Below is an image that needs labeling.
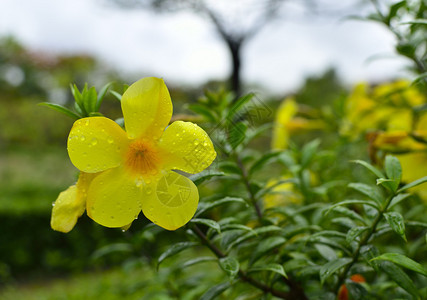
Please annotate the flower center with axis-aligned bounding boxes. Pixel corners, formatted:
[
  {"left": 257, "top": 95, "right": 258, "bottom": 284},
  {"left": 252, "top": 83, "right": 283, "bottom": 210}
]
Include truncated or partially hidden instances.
[{"left": 125, "top": 140, "right": 159, "bottom": 176}]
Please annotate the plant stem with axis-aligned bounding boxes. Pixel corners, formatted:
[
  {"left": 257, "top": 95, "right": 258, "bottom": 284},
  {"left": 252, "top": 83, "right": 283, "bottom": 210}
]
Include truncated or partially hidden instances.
[
  {"left": 334, "top": 195, "right": 394, "bottom": 293},
  {"left": 191, "top": 225, "right": 307, "bottom": 300},
  {"left": 235, "top": 155, "right": 263, "bottom": 222}
]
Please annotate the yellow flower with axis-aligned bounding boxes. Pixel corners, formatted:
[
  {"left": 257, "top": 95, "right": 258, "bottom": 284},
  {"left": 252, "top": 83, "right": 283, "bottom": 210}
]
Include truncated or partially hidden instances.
[
  {"left": 372, "top": 131, "right": 425, "bottom": 152},
  {"left": 396, "top": 151, "right": 427, "bottom": 202},
  {"left": 271, "top": 98, "right": 298, "bottom": 150},
  {"left": 67, "top": 77, "right": 216, "bottom": 230},
  {"left": 51, "top": 172, "right": 97, "bottom": 233},
  {"left": 373, "top": 80, "right": 425, "bottom": 107},
  {"left": 271, "top": 98, "right": 324, "bottom": 150},
  {"left": 341, "top": 81, "right": 426, "bottom": 137}
]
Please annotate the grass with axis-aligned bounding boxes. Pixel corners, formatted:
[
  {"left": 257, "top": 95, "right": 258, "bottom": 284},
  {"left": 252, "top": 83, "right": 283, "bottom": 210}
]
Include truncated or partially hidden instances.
[{"left": 0, "top": 266, "right": 173, "bottom": 300}]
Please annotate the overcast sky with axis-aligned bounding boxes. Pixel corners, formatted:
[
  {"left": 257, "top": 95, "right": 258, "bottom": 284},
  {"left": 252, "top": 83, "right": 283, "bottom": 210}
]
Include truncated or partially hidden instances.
[{"left": 0, "top": 0, "right": 411, "bottom": 94}]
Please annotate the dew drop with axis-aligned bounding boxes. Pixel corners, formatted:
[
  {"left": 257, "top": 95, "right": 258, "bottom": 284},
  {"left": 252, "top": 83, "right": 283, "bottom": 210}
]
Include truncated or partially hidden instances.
[
  {"left": 91, "top": 138, "right": 98, "bottom": 146},
  {"left": 107, "top": 137, "right": 114, "bottom": 144},
  {"left": 52, "top": 203, "right": 55, "bottom": 207},
  {"left": 80, "top": 136, "right": 86, "bottom": 142},
  {"left": 85, "top": 120, "right": 90, "bottom": 126}
]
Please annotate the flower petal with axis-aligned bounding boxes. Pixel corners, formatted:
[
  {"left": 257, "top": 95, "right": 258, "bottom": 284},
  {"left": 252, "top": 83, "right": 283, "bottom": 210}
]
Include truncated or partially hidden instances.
[
  {"left": 121, "top": 77, "right": 172, "bottom": 140},
  {"left": 68, "top": 117, "right": 129, "bottom": 173},
  {"left": 158, "top": 121, "right": 216, "bottom": 174},
  {"left": 51, "top": 185, "right": 84, "bottom": 233},
  {"left": 51, "top": 172, "right": 98, "bottom": 233},
  {"left": 141, "top": 171, "right": 199, "bottom": 230},
  {"left": 86, "top": 167, "right": 142, "bottom": 228}
]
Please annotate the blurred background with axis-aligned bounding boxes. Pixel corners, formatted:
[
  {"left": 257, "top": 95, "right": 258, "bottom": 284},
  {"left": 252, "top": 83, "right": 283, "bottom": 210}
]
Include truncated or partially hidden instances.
[{"left": 0, "top": 0, "right": 417, "bottom": 299}]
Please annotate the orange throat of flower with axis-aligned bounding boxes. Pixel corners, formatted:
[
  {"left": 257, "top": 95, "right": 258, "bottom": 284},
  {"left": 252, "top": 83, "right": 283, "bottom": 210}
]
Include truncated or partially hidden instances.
[{"left": 125, "top": 140, "right": 160, "bottom": 176}]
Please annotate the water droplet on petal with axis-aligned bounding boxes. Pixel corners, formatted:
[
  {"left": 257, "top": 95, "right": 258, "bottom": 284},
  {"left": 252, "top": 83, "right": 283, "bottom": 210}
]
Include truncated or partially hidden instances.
[
  {"left": 80, "top": 136, "right": 86, "bottom": 142},
  {"left": 91, "top": 138, "right": 98, "bottom": 146},
  {"left": 85, "top": 120, "right": 90, "bottom": 126},
  {"left": 107, "top": 137, "right": 114, "bottom": 144}
]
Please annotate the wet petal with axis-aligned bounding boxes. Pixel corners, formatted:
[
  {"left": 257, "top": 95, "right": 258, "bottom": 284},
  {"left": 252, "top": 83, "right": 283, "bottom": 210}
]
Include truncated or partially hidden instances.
[
  {"left": 68, "top": 117, "right": 129, "bottom": 173},
  {"left": 86, "top": 167, "right": 142, "bottom": 228},
  {"left": 141, "top": 171, "right": 199, "bottom": 230},
  {"left": 51, "top": 185, "right": 84, "bottom": 233},
  {"left": 121, "top": 77, "right": 172, "bottom": 140},
  {"left": 157, "top": 121, "right": 216, "bottom": 174}
]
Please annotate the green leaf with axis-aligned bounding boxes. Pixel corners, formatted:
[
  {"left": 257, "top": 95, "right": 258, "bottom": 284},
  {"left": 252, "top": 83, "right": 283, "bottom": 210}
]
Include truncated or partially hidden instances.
[
  {"left": 372, "top": 253, "right": 427, "bottom": 277},
  {"left": 200, "top": 281, "right": 232, "bottom": 300},
  {"left": 376, "top": 178, "right": 398, "bottom": 192},
  {"left": 360, "top": 245, "right": 381, "bottom": 272},
  {"left": 383, "top": 212, "right": 407, "bottom": 242},
  {"left": 384, "top": 155, "right": 402, "bottom": 190},
  {"left": 324, "top": 200, "right": 379, "bottom": 216},
  {"left": 227, "top": 93, "right": 254, "bottom": 120},
  {"left": 250, "top": 236, "right": 286, "bottom": 265},
  {"left": 70, "top": 84, "right": 85, "bottom": 113},
  {"left": 228, "top": 122, "right": 247, "bottom": 149},
  {"left": 386, "top": 0, "right": 406, "bottom": 23},
  {"left": 195, "top": 197, "right": 247, "bottom": 217},
  {"left": 110, "top": 90, "right": 122, "bottom": 101},
  {"left": 248, "top": 263, "right": 287, "bottom": 278},
  {"left": 301, "top": 139, "right": 320, "bottom": 168},
  {"left": 401, "top": 19, "right": 427, "bottom": 25},
  {"left": 351, "top": 160, "right": 385, "bottom": 178},
  {"left": 157, "top": 241, "right": 198, "bottom": 268},
  {"left": 411, "top": 72, "right": 427, "bottom": 86},
  {"left": 388, "top": 193, "right": 412, "bottom": 209},
  {"left": 346, "top": 226, "right": 369, "bottom": 244},
  {"left": 226, "top": 225, "right": 282, "bottom": 251},
  {"left": 379, "top": 261, "right": 419, "bottom": 298},
  {"left": 221, "top": 224, "right": 254, "bottom": 233},
  {"left": 188, "top": 103, "right": 217, "bottom": 122},
  {"left": 348, "top": 183, "right": 383, "bottom": 204},
  {"left": 190, "top": 171, "right": 225, "bottom": 186},
  {"left": 96, "top": 82, "right": 114, "bottom": 111},
  {"left": 74, "top": 101, "right": 83, "bottom": 115},
  {"left": 38, "top": 103, "right": 81, "bottom": 120},
  {"left": 319, "top": 257, "right": 352, "bottom": 284},
  {"left": 249, "top": 150, "right": 282, "bottom": 176},
  {"left": 218, "top": 257, "right": 239, "bottom": 279},
  {"left": 329, "top": 206, "right": 367, "bottom": 225},
  {"left": 190, "top": 218, "right": 221, "bottom": 234},
  {"left": 181, "top": 256, "right": 217, "bottom": 269},
  {"left": 85, "top": 86, "right": 97, "bottom": 113},
  {"left": 397, "top": 176, "right": 427, "bottom": 193},
  {"left": 314, "top": 244, "right": 337, "bottom": 261}
]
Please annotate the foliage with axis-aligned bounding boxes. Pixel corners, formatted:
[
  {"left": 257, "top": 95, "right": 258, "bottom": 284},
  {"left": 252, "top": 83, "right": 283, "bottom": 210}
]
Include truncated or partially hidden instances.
[{"left": 3, "top": 1, "right": 426, "bottom": 299}]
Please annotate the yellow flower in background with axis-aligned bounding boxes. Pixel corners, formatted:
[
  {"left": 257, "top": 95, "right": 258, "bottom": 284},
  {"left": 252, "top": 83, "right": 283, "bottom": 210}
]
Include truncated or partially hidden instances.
[
  {"left": 51, "top": 172, "right": 97, "bottom": 233},
  {"left": 372, "top": 131, "right": 425, "bottom": 152},
  {"left": 271, "top": 98, "right": 324, "bottom": 150},
  {"left": 396, "top": 151, "right": 427, "bottom": 202},
  {"left": 341, "top": 80, "right": 426, "bottom": 137},
  {"left": 271, "top": 98, "right": 298, "bottom": 150},
  {"left": 373, "top": 80, "right": 425, "bottom": 107},
  {"left": 67, "top": 77, "right": 216, "bottom": 230}
]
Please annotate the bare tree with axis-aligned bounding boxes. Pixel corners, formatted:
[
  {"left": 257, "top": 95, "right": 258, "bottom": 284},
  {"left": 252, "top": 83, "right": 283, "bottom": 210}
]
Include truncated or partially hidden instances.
[{"left": 111, "top": 0, "right": 286, "bottom": 96}]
